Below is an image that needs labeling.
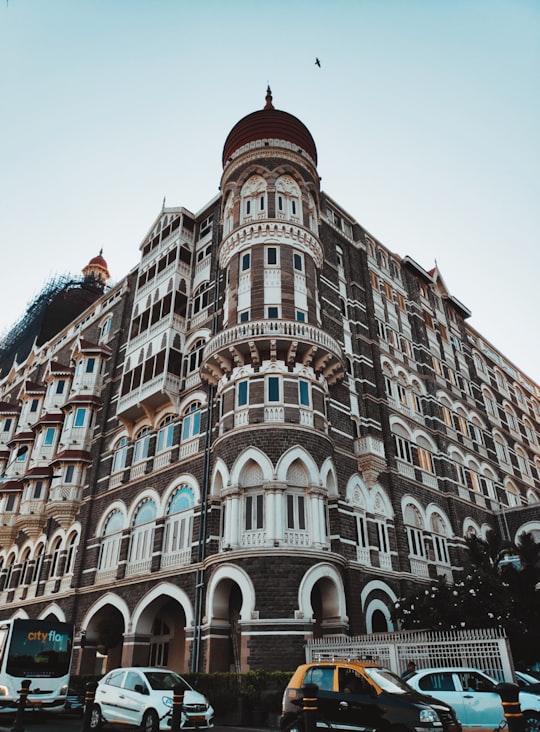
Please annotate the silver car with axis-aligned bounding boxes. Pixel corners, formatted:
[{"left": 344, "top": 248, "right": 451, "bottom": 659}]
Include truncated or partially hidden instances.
[
  {"left": 90, "top": 667, "right": 214, "bottom": 732},
  {"left": 406, "top": 667, "right": 540, "bottom": 732}
]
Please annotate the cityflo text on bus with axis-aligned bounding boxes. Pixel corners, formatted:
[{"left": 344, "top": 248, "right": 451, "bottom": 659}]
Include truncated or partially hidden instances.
[{"left": 27, "top": 630, "right": 66, "bottom": 643}]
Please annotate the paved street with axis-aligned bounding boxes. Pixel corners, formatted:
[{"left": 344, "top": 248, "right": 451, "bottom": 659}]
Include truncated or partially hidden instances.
[{"left": 0, "top": 713, "right": 277, "bottom": 732}]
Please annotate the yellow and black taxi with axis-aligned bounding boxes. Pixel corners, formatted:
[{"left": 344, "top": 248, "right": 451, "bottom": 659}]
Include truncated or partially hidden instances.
[{"left": 280, "top": 660, "right": 462, "bottom": 732}]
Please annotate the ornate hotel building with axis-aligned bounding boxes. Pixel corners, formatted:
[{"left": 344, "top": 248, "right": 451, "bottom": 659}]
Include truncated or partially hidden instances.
[{"left": 0, "top": 89, "right": 539, "bottom": 673}]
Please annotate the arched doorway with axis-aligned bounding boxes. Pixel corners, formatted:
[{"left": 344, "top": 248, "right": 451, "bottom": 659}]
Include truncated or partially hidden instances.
[
  {"left": 133, "top": 598, "right": 188, "bottom": 671},
  {"left": 298, "top": 564, "right": 348, "bottom": 638},
  {"left": 208, "top": 577, "right": 243, "bottom": 672},
  {"left": 80, "top": 603, "right": 126, "bottom": 675},
  {"left": 206, "top": 565, "right": 256, "bottom": 672}
]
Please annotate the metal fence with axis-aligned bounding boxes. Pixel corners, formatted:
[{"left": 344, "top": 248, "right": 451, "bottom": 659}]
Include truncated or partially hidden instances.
[{"left": 306, "top": 628, "right": 514, "bottom": 682}]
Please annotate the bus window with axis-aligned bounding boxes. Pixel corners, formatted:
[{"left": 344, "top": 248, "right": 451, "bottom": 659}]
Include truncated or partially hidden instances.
[{"left": 5, "top": 619, "right": 72, "bottom": 679}]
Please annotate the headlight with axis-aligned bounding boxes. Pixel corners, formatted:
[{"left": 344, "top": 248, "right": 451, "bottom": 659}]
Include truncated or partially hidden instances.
[
  {"left": 162, "top": 696, "right": 173, "bottom": 707},
  {"left": 419, "top": 708, "right": 440, "bottom": 724},
  {"left": 0, "top": 687, "right": 7, "bottom": 698},
  {"left": 60, "top": 685, "right": 68, "bottom": 695}
]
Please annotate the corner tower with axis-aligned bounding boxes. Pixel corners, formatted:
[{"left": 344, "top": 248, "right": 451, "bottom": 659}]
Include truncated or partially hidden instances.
[
  {"left": 202, "top": 88, "right": 344, "bottom": 410},
  {"left": 200, "top": 90, "right": 348, "bottom": 669}
]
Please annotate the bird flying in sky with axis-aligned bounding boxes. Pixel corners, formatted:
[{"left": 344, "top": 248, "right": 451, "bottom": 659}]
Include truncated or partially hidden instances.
[{"left": 315, "top": 58, "right": 321, "bottom": 67}]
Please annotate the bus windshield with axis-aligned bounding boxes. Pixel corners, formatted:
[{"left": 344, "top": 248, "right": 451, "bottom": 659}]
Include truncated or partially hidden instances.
[{"left": 5, "top": 619, "right": 73, "bottom": 678}]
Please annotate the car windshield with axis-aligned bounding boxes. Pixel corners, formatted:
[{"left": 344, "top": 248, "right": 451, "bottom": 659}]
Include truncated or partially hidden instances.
[
  {"left": 363, "top": 667, "right": 413, "bottom": 695},
  {"left": 142, "top": 671, "right": 191, "bottom": 691}
]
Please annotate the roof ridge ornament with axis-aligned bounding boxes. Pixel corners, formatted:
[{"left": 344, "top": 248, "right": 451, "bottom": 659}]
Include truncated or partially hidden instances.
[{"left": 264, "top": 85, "right": 274, "bottom": 110}]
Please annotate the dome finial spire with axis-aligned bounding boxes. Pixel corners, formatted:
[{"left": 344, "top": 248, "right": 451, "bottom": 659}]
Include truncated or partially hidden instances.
[{"left": 264, "top": 85, "right": 274, "bottom": 110}]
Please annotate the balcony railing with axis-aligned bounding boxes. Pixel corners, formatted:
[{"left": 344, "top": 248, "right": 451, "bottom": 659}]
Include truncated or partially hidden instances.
[{"left": 202, "top": 319, "right": 344, "bottom": 385}]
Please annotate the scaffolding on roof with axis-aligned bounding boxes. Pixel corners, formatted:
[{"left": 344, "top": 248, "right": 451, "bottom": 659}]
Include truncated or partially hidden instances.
[{"left": 0, "top": 271, "right": 108, "bottom": 376}]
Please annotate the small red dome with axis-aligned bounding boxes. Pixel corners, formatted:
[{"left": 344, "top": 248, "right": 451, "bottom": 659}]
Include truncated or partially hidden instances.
[
  {"left": 222, "top": 88, "right": 317, "bottom": 167},
  {"left": 82, "top": 250, "right": 110, "bottom": 282},
  {"left": 88, "top": 253, "right": 108, "bottom": 269}
]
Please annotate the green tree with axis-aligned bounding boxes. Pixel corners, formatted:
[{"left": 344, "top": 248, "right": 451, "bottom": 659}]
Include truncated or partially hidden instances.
[{"left": 392, "top": 530, "right": 540, "bottom": 666}]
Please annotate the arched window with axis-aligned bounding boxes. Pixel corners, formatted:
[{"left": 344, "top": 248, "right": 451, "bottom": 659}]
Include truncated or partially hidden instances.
[
  {"left": 162, "top": 486, "right": 194, "bottom": 566},
  {"left": 482, "top": 388, "right": 499, "bottom": 420},
  {"left": 32, "top": 544, "right": 45, "bottom": 584},
  {"left": 516, "top": 446, "right": 531, "bottom": 479},
  {"left": 65, "top": 532, "right": 78, "bottom": 575},
  {"left": 4, "top": 554, "right": 16, "bottom": 590},
  {"left": 127, "top": 500, "right": 157, "bottom": 573},
  {"left": 223, "top": 192, "right": 235, "bottom": 235},
  {"left": 494, "top": 433, "right": 511, "bottom": 466},
  {"left": 430, "top": 513, "right": 450, "bottom": 565},
  {"left": 133, "top": 427, "right": 151, "bottom": 463},
  {"left": 241, "top": 175, "right": 267, "bottom": 222},
  {"left": 100, "top": 317, "right": 112, "bottom": 342},
  {"left": 524, "top": 418, "right": 538, "bottom": 446},
  {"left": 112, "top": 437, "right": 129, "bottom": 473},
  {"left": 504, "top": 404, "right": 520, "bottom": 434},
  {"left": 275, "top": 175, "right": 301, "bottom": 222},
  {"left": 19, "top": 548, "right": 31, "bottom": 587},
  {"left": 49, "top": 537, "right": 63, "bottom": 579},
  {"left": 393, "top": 425, "right": 413, "bottom": 466},
  {"left": 182, "top": 402, "right": 201, "bottom": 442},
  {"left": 157, "top": 415, "right": 175, "bottom": 453},
  {"left": 191, "top": 283, "right": 210, "bottom": 316},
  {"left": 404, "top": 505, "right": 427, "bottom": 560},
  {"left": 187, "top": 339, "right": 205, "bottom": 374},
  {"left": 98, "top": 510, "right": 124, "bottom": 573},
  {"left": 505, "top": 482, "right": 521, "bottom": 507}
]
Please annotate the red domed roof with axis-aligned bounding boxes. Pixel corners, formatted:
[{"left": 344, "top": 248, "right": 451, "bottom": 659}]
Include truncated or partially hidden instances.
[
  {"left": 82, "top": 250, "right": 110, "bottom": 282},
  {"left": 89, "top": 254, "right": 108, "bottom": 268},
  {"left": 222, "top": 88, "right": 317, "bottom": 167}
]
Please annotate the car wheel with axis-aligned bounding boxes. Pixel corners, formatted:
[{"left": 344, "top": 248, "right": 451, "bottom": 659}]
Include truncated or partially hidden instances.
[
  {"left": 142, "top": 709, "right": 159, "bottom": 732},
  {"left": 280, "top": 712, "right": 304, "bottom": 732},
  {"left": 524, "top": 710, "right": 540, "bottom": 732},
  {"left": 89, "top": 703, "right": 103, "bottom": 731}
]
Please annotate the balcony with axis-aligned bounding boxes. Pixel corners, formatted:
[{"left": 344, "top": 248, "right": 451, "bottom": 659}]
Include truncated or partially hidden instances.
[
  {"left": 117, "top": 373, "right": 182, "bottom": 420},
  {"left": 45, "top": 484, "right": 83, "bottom": 527},
  {"left": 201, "top": 320, "right": 344, "bottom": 386},
  {"left": 14, "top": 500, "right": 47, "bottom": 538},
  {"left": 0, "top": 514, "right": 18, "bottom": 544}
]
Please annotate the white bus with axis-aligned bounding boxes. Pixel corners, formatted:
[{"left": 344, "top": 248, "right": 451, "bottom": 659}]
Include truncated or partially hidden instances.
[{"left": 0, "top": 618, "right": 74, "bottom": 712}]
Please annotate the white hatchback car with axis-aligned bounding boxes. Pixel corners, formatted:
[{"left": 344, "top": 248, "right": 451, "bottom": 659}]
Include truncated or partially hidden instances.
[
  {"left": 90, "top": 667, "right": 214, "bottom": 732},
  {"left": 406, "top": 667, "right": 540, "bottom": 732}
]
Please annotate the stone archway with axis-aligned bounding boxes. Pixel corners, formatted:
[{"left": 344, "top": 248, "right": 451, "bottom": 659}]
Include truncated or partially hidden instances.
[
  {"left": 79, "top": 602, "right": 127, "bottom": 675},
  {"left": 207, "top": 577, "right": 243, "bottom": 672},
  {"left": 298, "top": 563, "right": 348, "bottom": 637},
  {"left": 130, "top": 586, "right": 192, "bottom": 672},
  {"left": 206, "top": 565, "right": 256, "bottom": 672}
]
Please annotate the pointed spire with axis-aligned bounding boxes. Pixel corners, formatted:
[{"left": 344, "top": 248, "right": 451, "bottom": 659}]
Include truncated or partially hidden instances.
[{"left": 264, "top": 85, "right": 274, "bottom": 110}]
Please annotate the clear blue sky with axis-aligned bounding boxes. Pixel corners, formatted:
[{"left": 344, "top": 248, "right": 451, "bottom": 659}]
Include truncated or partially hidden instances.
[{"left": 0, "top": 0, "right": 538, "bottom": 381}]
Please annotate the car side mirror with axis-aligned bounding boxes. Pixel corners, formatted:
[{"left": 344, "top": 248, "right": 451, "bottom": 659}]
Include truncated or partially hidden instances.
[{"left": 134, "top": 684, "right": 148, "bottom": 695}]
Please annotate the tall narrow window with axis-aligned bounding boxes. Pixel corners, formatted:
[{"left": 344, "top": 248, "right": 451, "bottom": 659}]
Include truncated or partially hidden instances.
[
  {"left": 157, "top": 416, "right": 175, "bottom": 453},
  {"left": 74, "top": 408, "right": 87, "bottom": 428},
  {"left": 182, "top": 402, "right": 201, "bottom": 442},
  {"left": 267, "top": 377, "right": 280, "bottom": 403},
  {"left": 238, "top": 381, "right": 249, "bottom": 407},
  {"left": 98, "top": 511, "right": 124, "bottom": 572},
  {"left": 134, "top": 427, "right": 151, "bottom": 463},
  {"left": 112, "top": 437, "right": 128, "bottom": 473},
  {"left": 163, "top": 486, "right": 194, "bottom": 563},
  {"left": 287, "top": 493, "right": 306, "bottom": 530},
  {"left": 298, "top": 380, "right": 310, "bottom": 407},
  {"left": 245, "top": 493, "right": 264, "bottom": 530},
  {"left": 266, "top": 247, "right": 278, "bottom": 266},
  {"left": 43, "top": 428, "right": 56, "bottom": 446}
]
